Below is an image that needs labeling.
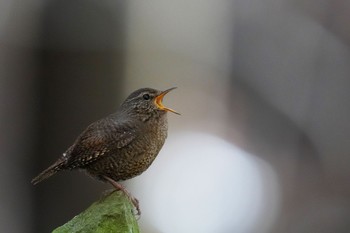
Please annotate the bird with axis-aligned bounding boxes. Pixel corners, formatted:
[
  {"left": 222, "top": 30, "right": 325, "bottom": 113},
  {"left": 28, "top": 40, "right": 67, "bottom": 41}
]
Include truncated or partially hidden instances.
[{"left": 32, "top": 87, "right": 179, "bottom": 215}]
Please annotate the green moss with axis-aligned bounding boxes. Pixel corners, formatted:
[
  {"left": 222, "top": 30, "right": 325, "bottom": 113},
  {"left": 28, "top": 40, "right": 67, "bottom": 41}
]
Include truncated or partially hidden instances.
[{"left": 52, "top": 191, "right": 139, "bottom": 233}]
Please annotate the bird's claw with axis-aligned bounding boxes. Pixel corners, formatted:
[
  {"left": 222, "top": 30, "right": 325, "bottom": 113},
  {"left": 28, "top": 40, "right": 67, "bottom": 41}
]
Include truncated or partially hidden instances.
[{"left": 131, "top": 197, "right": 141, "bottom": 216}]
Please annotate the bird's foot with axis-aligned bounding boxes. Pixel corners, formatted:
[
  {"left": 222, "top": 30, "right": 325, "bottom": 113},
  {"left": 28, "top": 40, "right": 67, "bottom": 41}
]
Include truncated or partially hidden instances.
[
  {"left": 130, "top": 196, "right": 141, "bottom": 216},
  {"left": 103, "top": 176, "right": 141, "bottom": 216}
]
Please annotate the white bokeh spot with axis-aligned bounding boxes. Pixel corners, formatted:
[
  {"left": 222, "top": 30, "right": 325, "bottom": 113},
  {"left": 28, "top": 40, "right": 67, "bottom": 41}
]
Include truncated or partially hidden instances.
[{"left": 131, "top": 131, "right": 280, "bottom": 233}]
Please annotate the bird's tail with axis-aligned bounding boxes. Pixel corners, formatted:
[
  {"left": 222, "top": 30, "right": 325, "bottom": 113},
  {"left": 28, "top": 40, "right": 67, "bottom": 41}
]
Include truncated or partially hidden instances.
[{"left": 31, "top": 158, "right": 65, "bottom": 185}]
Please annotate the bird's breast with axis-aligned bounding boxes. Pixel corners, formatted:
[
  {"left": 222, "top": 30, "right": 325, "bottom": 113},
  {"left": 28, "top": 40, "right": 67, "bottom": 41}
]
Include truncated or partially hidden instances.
[{"left": 94, "top": 117, "right": 168, "bottom": 181}]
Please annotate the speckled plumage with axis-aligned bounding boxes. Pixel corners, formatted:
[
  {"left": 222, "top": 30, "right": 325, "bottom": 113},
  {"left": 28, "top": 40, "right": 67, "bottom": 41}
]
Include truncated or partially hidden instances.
[{"left": 32, "top": 87, "right": 178, "bottom": 214}]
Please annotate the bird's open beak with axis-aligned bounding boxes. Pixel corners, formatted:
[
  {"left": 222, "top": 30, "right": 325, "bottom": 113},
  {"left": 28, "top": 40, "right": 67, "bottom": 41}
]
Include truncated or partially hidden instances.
[{"left": 154, "top": 87, "right": 180, "bottom": 115}]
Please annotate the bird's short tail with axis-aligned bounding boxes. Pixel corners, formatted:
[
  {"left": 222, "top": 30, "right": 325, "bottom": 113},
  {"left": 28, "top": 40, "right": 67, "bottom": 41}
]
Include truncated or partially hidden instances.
[{"left": 31, "top": 158, "right": 65, "bottom": 185}]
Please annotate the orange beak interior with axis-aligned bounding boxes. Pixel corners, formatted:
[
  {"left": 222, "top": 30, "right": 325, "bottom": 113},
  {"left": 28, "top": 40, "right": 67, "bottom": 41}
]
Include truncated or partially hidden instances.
[{"left": 154, "top": 87, "right": 180, "bottom": 115}]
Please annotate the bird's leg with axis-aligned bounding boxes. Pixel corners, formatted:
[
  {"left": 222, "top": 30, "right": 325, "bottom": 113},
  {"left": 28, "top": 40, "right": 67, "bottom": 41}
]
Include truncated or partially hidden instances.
[{"left": 103, "top": 175, "right": 140, "bottom": 215}]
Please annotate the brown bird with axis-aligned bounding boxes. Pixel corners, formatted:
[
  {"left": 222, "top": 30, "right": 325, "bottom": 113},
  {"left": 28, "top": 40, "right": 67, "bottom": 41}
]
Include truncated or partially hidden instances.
[{"left": 32, "top": 87, "right": 179, "bottom": 214}]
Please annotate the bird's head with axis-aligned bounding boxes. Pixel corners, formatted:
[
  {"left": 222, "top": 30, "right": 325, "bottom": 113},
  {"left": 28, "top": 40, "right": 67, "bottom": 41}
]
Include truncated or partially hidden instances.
[{"left": 121, "top": 87, "right": 179, "bottom": 121}]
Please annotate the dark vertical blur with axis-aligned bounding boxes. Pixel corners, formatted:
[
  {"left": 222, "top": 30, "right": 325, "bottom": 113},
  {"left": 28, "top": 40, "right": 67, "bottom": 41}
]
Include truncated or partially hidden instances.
[
  {"left": 32, "top": 1, "right": 127, "bottom": 232},
  {"left": 230, "top": 0, "right": 350, "bottom": 232}
]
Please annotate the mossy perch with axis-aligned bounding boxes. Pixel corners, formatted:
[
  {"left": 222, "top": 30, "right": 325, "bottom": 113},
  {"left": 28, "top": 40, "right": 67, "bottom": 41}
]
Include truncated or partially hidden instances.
[{"left": 52, "top": 191, "right": 140, "bottom": 233}]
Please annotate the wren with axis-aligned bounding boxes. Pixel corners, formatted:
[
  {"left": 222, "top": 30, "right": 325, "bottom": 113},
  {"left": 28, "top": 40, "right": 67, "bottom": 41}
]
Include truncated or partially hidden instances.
[{"left": 32, "top": 87, "right": 179, "bottom": 214}]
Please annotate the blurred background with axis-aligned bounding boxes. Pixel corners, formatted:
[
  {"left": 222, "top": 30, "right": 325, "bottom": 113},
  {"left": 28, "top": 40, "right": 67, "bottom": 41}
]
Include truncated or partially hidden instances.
[{"left": 1, "top": 0, "right": 350, "bottom": 232}]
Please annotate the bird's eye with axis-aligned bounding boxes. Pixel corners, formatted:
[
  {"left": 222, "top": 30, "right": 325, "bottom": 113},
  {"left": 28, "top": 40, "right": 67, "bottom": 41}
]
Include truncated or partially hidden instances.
[{"left": 143, "top": 94, "right": 150, "bottom": 100}]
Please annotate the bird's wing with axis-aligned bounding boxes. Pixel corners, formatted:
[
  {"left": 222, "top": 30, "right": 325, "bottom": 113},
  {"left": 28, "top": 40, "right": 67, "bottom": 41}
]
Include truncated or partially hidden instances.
[{"left": 65, "top": 119, "right": 137, "bottom": 169}]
